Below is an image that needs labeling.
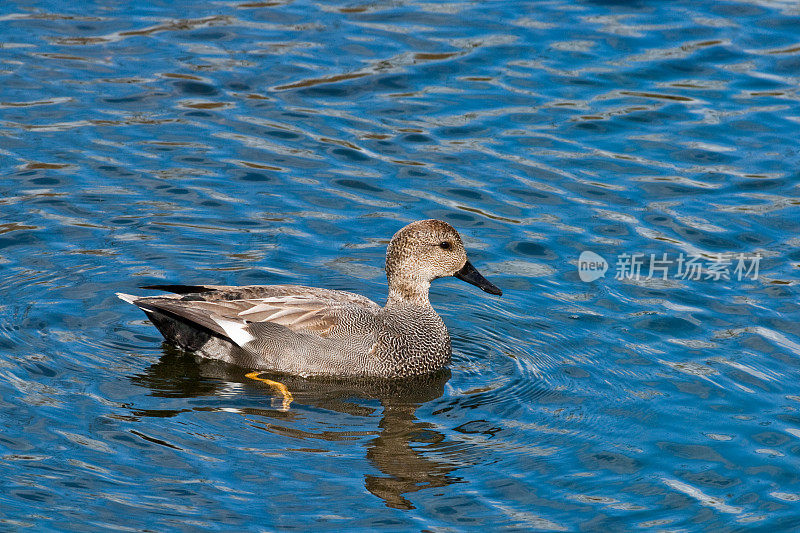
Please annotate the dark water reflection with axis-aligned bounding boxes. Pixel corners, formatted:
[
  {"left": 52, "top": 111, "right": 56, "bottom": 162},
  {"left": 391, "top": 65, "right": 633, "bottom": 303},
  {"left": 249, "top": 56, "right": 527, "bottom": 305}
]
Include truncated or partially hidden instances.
[{"left": 133, "top": 347, "right": 455, "bottom": 512}]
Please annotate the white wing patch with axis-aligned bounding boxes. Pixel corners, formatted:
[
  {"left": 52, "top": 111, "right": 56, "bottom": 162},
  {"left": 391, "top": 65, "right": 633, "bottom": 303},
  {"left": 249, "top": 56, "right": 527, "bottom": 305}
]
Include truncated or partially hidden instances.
[{"left": 213, "top": 317, "right": 255, "bottom": 347}]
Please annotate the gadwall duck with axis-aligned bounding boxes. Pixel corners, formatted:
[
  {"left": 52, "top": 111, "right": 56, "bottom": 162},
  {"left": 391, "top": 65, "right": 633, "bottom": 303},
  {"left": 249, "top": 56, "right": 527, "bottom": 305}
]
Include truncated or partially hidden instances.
[{"left": 117, "top": 219, "right": 501, "bottom": 378}]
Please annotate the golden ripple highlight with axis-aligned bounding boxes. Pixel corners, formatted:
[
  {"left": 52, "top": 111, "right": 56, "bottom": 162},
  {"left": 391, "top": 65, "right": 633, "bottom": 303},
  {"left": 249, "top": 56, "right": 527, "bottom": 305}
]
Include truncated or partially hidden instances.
[{"left": 0, "top": 97, "right": 73, "bottom": 108}]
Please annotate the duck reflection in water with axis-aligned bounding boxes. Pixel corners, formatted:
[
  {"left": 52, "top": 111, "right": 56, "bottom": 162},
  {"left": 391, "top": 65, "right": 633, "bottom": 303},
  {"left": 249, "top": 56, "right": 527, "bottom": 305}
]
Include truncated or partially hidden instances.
[{"left": 130, "top": 345, "right": 461, "bottom": 510}]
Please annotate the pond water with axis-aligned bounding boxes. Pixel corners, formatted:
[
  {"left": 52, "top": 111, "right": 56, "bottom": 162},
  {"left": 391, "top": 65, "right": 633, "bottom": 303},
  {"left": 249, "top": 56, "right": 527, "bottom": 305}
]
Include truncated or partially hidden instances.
[{"left": 2, "top": 0, "right": 800, "bottom": 530}]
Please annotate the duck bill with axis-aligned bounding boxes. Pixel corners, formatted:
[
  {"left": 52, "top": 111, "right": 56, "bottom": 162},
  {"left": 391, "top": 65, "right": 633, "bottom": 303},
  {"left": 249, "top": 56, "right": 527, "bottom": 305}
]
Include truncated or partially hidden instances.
[{"left": 454, "top": 260, "right": 502, "bottom": 296}]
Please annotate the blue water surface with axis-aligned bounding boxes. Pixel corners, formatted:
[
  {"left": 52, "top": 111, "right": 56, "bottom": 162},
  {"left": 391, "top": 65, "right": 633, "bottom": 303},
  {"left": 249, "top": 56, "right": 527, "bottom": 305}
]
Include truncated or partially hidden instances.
[{"left": 2, "top": 0, "right": 800, "bottom": 530}]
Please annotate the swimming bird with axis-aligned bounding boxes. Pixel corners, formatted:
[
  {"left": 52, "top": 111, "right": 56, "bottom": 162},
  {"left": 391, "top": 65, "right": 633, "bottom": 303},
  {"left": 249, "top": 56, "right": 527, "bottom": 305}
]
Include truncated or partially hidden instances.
[{"left": 117, "top": 219, "right": 501, "bottom": 378}]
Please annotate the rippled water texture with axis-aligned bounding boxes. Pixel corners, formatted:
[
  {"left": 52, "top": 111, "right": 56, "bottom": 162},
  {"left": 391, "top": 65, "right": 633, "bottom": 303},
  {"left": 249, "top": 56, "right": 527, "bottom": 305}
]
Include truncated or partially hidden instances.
[{"left": 2, "top": 0, "right": 800, "bottom": 530}]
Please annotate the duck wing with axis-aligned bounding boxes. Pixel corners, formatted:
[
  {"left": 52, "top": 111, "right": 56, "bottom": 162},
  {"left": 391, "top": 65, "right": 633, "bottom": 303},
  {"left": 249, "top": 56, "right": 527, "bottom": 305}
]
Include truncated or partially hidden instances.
[
  {"left": 142, "top": 283, "right": 380, "bottom": 310},
  {"left": 122, "top": 284, "right": 380, "bottom": 344}
]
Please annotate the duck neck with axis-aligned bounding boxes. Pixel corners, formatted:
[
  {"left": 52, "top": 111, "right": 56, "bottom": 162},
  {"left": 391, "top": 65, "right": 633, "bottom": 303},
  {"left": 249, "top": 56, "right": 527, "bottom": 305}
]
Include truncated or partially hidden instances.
[{"left": 386, "top": 277, "right": 431, "bottom": 308}]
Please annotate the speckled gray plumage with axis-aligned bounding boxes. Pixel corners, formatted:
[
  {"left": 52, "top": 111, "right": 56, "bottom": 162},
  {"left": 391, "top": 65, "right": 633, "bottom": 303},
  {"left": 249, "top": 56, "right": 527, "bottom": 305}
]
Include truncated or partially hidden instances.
[{"left": 118, "top": 219, "right": 501, "bottom": 378}]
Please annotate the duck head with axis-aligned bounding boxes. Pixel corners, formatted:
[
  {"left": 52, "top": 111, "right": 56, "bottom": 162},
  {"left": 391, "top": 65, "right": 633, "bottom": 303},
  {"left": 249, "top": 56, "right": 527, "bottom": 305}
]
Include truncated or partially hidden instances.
[{"left": 385, "top": 219, "right": 502, "bottom": 306}]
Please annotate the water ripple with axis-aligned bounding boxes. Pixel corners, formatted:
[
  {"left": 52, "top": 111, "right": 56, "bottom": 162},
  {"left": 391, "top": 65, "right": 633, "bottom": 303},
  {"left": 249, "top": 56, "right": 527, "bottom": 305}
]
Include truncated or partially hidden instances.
[{"left": 1, "top": 0, "right": 800, "bottom": 530}]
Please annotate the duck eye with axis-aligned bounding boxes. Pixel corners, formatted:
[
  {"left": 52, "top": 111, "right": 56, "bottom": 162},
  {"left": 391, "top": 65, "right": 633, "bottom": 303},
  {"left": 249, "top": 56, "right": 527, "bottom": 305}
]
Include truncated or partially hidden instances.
[{"left": 439, "top": 241, "right": 451, "bottom": 250}]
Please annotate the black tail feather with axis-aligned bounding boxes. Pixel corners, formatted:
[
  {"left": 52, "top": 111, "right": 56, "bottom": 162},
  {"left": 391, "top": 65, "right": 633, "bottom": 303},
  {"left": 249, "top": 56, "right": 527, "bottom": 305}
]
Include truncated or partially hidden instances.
[{"left": 141, "top": 284, "right": 216, "bottom": 294}]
